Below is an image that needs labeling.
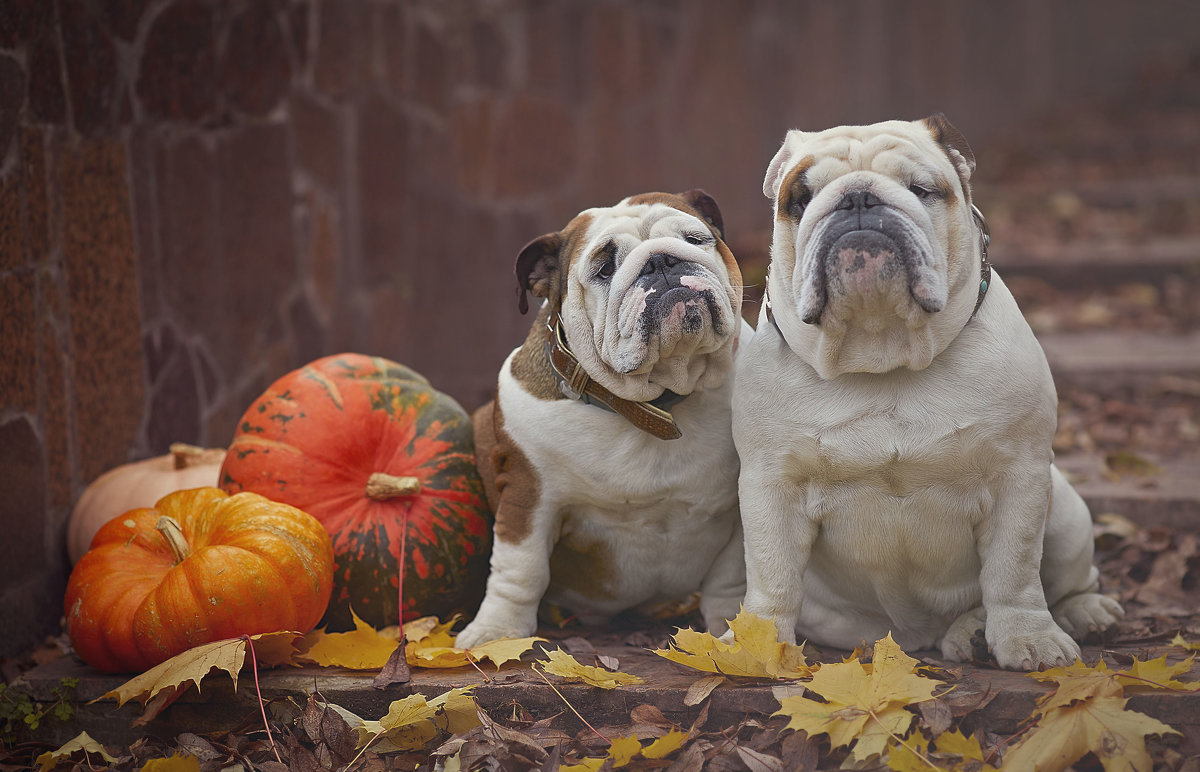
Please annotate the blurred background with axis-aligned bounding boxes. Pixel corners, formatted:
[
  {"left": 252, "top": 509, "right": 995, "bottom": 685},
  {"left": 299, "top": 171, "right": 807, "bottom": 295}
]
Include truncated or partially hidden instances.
[{"left": 2, "top": 0, "right": 1198, "bottom": 658}]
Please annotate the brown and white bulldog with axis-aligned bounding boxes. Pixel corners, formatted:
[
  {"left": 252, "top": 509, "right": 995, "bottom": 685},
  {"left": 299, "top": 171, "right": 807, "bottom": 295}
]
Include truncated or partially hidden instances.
[
  {"left": 455, "top": 190, "right": 752, "bottom": 648},
  {"left": 733, "top": 115, "right": 1123, "bottom": 670}
]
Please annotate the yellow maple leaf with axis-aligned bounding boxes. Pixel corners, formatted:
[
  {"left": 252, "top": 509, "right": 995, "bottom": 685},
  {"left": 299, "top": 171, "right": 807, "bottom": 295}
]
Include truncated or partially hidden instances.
[
  {"left": 1001, "top": 695, "right": 1178, "bottom": 771},
  {"left": 35, "top": 732, "right": 117, "bottom": 772},
  {"left": 300, "top": 609, "right": 399, "bottom": 669},
  {"left": 653, "top": 609, "right": 810, "bottom": 679},
  {"left": 138, "top": 754, "right": 203, "bottom": 772},
  {"left": 357, "top": 686, "right": 481, "bottom": 752},
  {"left": 1171, "top": 633, "right": 1200, "bottom": 652},
  {"left": 1029, "top": 659, "right": 1124, "bottom": 714},
  {"left": 932, "top": 728, "right": 985, "bottom": 761},
  {"left": 774, "top": 633, "right": 939, "bottom": 762},
  {"left": 96, "top": 631, "right": 301, "bottom": 708},
  {"left": 408, "top": 634, "right": 544, "bottom": 670},
  {"left": 560, "top": 731, "right": 687, "bottom": 771},
  {"left": 643, "top": 729, "right": 688, "bottom": 759},
  {"left": 538, "top": 649, "right": 646, "bottom": 689},
  {"left": 1116, "top": 654, "right": 1199, "bottom": 692}
]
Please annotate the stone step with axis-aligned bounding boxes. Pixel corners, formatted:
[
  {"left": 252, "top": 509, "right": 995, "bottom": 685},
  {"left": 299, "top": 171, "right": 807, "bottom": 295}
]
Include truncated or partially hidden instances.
[
  {"left": 13, "top": 636, "right": 1200, "bottom": 756},
  {"left": 1041, "top": 331, "right": 1200, "bottom": 381},
  {"left": 993, "top": 237, "right": 1200, "bottom": 289},
  {"left": 981, "top": 175, "right": 1200, "bottom": 210}
]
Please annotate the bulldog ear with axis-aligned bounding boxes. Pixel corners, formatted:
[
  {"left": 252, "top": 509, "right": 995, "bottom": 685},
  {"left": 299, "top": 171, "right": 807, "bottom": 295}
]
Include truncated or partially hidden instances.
[
  {"left": 515, "top": 232, "right": 562, "bottom": 315},
  {"left": 763, "top": 135, "right": 795, "bottom": 199},
  {"left": 922, "top": 113, "right": 976, "bottom": 184},
  {"left": 679, "top": 188, "right": 725, "bottom": 239}
]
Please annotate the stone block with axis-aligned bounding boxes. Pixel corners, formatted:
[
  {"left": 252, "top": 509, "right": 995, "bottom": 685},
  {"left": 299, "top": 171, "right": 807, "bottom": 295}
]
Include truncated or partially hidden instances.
[
  {"left": 59, "top": 2, "right": 119, "bottom": 134},
  {"left": 358, "top": 95, "right": 410, "bottom": 285},
  {"left": 0, "top": 54, "right": 24, "bottom": 164},
  {"left": 222, "top": 4, "right": 291, "bottom": 117},
  {"left": 0, "top": 0, "right": 52, "bottom": 48},
  {"left": 39, "top": 309, "right": 72, "bottom": 509},
  {"left": 26, "top": 25, "right": 66, "bottom": 124},
  {"left": 136, "top": 0, "right": 218, "bottom": 121},
  {"left": 313, "top": 0, "right": 369, "bottom": 99},
  {"left": 525, "top": 3, "right": 587, "bottom": 101},
  {"left": 372, "top": 2, "right": 407, "bottom": 95},
  {"left": 450, "top": 92, "right": 576, "bottom": 200},
  {"left": 0, "top": 165, "right": 23, "bottom": 272},
  {"left": 290, "top": 91, "right": 342, "bottom": 190},
  {"left": 214, "top": 124, "right": 296, "bottom": 373},
  {"left": 500, "top": 93, "right": 576, "bottom": 200},
  {"left": 0, "top": 268, "right": 37, "bottom": 413},
  {"left": 20, "top": 128, "right": 49, "bottom": 262},
  {"left": 145, "top": 343, "right": 201, "bottom": 453},
  {"left": 100, "top": 0, "right": 151, "bottom": 42},
  {"left": 0, "top": 415, "right": 52, "bottom": 659},
  {"left": 407, "top": 21, "right": 451, "bottom": 115},
  {"left": 57, "top": 137, "right": 145, "bottom": 484}
]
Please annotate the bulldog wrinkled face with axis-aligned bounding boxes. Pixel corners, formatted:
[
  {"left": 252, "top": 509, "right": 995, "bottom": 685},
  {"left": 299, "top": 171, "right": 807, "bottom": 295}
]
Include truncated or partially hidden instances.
[
  {"left": 563, "top": 197, "right": 742, "bottom": 400},
  {"left": 763, "top": 118, "right": 980, "bottom": 376}
]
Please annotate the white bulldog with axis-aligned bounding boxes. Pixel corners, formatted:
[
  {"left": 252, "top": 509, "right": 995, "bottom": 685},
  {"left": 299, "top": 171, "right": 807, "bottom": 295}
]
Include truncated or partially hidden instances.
[
  {"left": 734, "top": 115, "right": 1123, "bottom": 670},
  {"left": 456, "top": 190, "right": 751, "bottom": 648}
]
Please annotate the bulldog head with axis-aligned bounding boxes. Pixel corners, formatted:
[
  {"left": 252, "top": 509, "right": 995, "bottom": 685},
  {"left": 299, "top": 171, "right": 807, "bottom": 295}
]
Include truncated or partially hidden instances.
[
  {"left": 762, "top": 114, "right": 985, "bottom": 378},
  {"left": 516, "top": 190, "right": 743, "bottom": 402}
]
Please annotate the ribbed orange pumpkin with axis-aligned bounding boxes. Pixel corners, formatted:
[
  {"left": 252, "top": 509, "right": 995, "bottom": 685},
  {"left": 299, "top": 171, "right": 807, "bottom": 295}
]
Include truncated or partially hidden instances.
[{"left": 64, "top": 487, "right": 334, "bottom": 673}]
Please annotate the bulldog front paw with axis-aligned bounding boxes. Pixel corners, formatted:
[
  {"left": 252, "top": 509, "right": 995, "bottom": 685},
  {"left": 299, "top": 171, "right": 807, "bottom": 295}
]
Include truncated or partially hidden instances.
[
  {"left": 455, "top": 617, "right": 537, "bottom": 649},
  {"left": 1051, "top": 593, "right": 1125, "bottom": 639},
  {"left": 989, "top": 613, "right": 1080, "bottom": 671},
  {"left": 940, "top": 607, "right": 988, "bottom": 662}
]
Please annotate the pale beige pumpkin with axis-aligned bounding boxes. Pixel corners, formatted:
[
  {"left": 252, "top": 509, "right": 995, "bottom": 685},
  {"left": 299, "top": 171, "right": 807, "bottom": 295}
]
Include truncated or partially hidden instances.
[{"left": 66, "top": 443, "right": 226, "bottom": 564}]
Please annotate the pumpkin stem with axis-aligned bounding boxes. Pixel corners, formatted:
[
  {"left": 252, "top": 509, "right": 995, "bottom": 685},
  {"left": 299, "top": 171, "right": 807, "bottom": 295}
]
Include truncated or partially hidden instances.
[
  {"left": 156, "top": 516, "right": 192, "bottom": 563},
  {"left": 169, "top": 442, "right": 208, "bottom": 470},
  {"left": 365, "top": 473, "right": 421, "bottom": 501}
]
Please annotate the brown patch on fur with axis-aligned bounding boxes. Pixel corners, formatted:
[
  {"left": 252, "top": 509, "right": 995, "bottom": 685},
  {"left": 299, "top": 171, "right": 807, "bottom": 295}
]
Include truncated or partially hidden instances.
[
  {"left": 473, "top": 397, "right": 541, "bottom": 544},
  {"left": 776, "top": 155, "right": 817, "bottom": 222},
  {"left": 548, "top": 531, "right": 618, "bottom": 604},
  {"left": 510, "top": 304, "right": 564, "bottom": 401}
]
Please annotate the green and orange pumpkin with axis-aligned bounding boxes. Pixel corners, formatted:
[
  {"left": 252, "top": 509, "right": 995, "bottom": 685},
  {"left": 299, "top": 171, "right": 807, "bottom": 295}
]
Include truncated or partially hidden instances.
[{"left": 219, "top": 353, "right": 493, "bottom": 631}]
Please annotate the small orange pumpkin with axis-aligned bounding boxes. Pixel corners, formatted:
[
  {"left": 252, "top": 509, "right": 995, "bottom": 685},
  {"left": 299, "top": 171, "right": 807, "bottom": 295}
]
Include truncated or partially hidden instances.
[
  {"left": 67, "top": 443, "right": 226, "bottom": 564},
  {"left": 64, "top": 487, "right": 334, "bottom": 673}
]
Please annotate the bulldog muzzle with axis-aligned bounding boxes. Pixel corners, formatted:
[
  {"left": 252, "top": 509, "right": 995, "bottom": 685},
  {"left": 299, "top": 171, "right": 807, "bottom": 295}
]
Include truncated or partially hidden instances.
[{"left": 801, "top": 189, "right": 946, "bottom": 324}]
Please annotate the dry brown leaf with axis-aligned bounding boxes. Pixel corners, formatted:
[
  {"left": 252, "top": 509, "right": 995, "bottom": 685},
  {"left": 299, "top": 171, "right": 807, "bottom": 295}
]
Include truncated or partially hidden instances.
[{"left": 684, "top": 674, "right": 727, "bottom": 706}]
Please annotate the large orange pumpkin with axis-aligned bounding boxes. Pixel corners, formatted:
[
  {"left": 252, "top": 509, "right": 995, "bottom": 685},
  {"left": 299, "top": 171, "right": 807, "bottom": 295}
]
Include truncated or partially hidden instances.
[
  {"left": 219, "top": 353, "right": 492, "bottom": 631},
  {"left": 65, "top": 487, "right": 334, "bottom": 673}
]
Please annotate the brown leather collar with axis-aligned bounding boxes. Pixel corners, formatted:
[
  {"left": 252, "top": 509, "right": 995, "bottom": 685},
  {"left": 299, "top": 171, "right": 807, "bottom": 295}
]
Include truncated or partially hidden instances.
[
  {"left": 543, "top": 311, "right": 684, "bottom": 440},
  {"left": 765, "top": 205, "right": 992, "bottom": 342}
]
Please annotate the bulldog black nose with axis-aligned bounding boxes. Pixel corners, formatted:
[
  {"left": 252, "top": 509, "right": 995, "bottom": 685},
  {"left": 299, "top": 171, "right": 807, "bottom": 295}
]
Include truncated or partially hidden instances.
[
  {"left": 641, "top": 253, "right": 681, "bottom": 276},
  {"left": 836, "top": 190, "right": 884, "bottom": 212}
]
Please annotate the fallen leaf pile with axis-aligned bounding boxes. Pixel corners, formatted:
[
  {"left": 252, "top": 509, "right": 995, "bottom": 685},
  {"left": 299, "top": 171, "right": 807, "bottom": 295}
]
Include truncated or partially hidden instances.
[{"left": 1092, "top": 512, "right": 1200, "bottom": 640}]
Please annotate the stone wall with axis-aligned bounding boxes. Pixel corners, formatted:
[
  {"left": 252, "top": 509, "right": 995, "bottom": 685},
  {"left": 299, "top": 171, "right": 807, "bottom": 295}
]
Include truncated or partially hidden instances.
[{"left": 2, "top": 0, "right": 1198, "bottom": 657}]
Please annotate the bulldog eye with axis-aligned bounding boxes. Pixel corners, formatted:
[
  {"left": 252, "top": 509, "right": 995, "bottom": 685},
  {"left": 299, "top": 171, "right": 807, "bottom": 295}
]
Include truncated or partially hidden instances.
[
  {"left": 787, "top": 192, "right": 812, "bottom": 218},
  {"left": 909, "top": 184, "right": 940, "bottom": 201},
  {"left": 683, "top": 232, "right": 714, "bottom": 246},
  {"left": 592, "top": 241, "right": 618, "bottom": 281},
  {"left": 594, "top": 255, "right": 616, "bottom": 281}
]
